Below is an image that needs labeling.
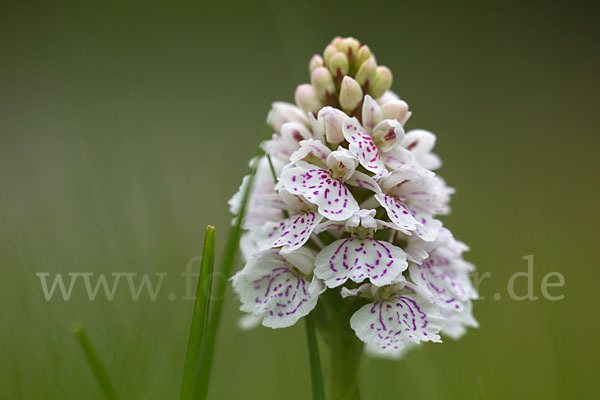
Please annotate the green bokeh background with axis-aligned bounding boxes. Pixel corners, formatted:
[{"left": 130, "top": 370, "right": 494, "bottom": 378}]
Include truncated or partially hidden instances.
[{"left": 2, "top": 0, "right": 599, "bottom": 398}]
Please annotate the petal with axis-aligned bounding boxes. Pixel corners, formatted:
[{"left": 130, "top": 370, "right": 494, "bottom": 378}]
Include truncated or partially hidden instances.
[
  {"left": 238, "top": 314, "right": 262, "bottom": 331},
  {"left": 343, "top": 117, "right": 388, "bottom": 177},
  {"left": 401, "top": 129, "right": 436, "bottom": 156},
  {"left": 290, "top": 139, "right": 331, "bottom": 166},
  {"left": 308, "top": 276, "right": 327, "bottom": 297},
  {"left": 409, "top": 253, "right": 478, "bottom": 312},
  {"left": 414, "top": 215, "right": 443, "bottom": 242},
  {"left": 256, "top": 211, "right": 323, "bottom": 254},
  {"left": 340, "top": 283, "right": 375, "bottom": 299},
  {"left": 261, "top": 133, "right": 298, "bottom": 164},
  {"left": 401, "top": 129, "right": 442, "bottom": 170},
  {"left": 382, "top": 146, "right": 417, "bottom": 171},
  {"left": 232, "top": 251, "right": 318, "bottom": 329},
  {"left": 374, "top": 193, "right": 420, "bottom": 231},
  {"left": 394, "top": 177, "right": 453, "bottom": 216},
  {"left": 326, "top": 147, "right": 359, "bottom": 181},
  {"left": 372, "top": 119, "right": 404, "bottom": 151},
  {"left": 375, "top": 193, "right": 443, "bottom": 242},
  {"left": 229, "top": 157, "right": 284, "bottom": 229},
  {"left": 361, "top": 95, "right": 383, "bottom": 133},
  {"left": 313, "top": 220, "right": 346, "bottom": 234},
  {"left": 280, "top": 121, "right": 313, "bottom": 141},
  {"left": 314, "top": 237, "right": 408, "bottom": 287},
  {"left": 280, "top": 161, "right": 359, "bottom": 221},
  {"left": 281, "top": 246, "right": 318, "bottom": 275},
  {"left": 441, "top": 300, "right": 478, "bottom": 340},
  {"left": 345, "top": 171, "right": 382, "bottom": 194},
  {"left": 268, "top": 102, "right": 309, "bottom": 131},
  {"left": 364, "top": 341, "right": 416, "bottom": 360},
  {"left": 350, "top": 286, "right": 444, "bottom": 353}
]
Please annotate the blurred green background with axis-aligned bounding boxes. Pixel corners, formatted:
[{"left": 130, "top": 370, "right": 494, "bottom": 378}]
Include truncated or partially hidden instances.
[{"left": 1, "top": 0, "right": 599, "bottom": 398}]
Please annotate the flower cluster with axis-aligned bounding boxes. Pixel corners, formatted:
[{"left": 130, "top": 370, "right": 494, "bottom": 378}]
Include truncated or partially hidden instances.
[{"left": 230, "top": 37, "right": 478, "bottom": 358}]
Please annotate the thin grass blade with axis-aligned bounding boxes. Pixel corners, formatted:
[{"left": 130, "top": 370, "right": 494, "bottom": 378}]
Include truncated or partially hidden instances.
[
  {"left": 72, "top": 323, "right": 118, "bottom": 400},
  {"left": 179, "top": 226, "right": 216, "bottom": 400},
  {"left": 192, "top": 126, "right": 270, "bottom": 400},
  {"left": 305, "top": 314, "right": 325, "bottom": 400}
]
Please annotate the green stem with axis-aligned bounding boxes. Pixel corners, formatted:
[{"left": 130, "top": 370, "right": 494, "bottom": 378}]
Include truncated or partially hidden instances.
[
  {"left": 72, "top": 323, "right": 117, "bottom": 400},
  {"left": 314, "top": 291, "right": 364, "bottom": 400},
  {"left": 180, "top": 226, "right": 215, "bottom": 400},
  {"left": 305, "top": 314, "right": 325, "bottom": 400},
  {"left": 327, "top": 317, "right": 363, "bottom": 400}
]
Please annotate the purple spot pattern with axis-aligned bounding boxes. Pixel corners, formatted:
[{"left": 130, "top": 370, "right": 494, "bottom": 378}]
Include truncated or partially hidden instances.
[
  {"left": 297, "top": 140, "right": 330, "bottom": 161},
  {"left": 343, "top": 122, "right": 388, "bottom": 176},
  {"left": 376, "top": 193, "right": 441, "bottom": 241},
  {"left": 262, "top": 211, "right": 323, "bottom": 252},
  {"left": 314, "top": 238, "right": 407, "bottom": 288},
  {"left": 375, "top": 193, "right": 419, "bottom": 230},
  {"left": 409, "top": 254, "right": 478, "bottom": 311},
  {"left": 233, "top": 251, "right": 318, "bottom": 328},
  {"left": 282, "top": 166, "right": 359, "bottom": 221},
  {"left": 351, "top": 292, "right": 442, "bottom": 352}
]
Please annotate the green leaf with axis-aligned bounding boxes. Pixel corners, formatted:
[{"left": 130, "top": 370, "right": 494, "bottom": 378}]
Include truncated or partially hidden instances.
[
  {"left": 180, "top": 225, "right": 216, "bottom": 400},
  {"left": 72, "top": 323, "right": 118, "bottom": 400}
]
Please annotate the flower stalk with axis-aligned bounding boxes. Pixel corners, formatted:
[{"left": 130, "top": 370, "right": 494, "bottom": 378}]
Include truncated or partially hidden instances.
[{"left": 312, "top": 289, "right": 365, "bottom": 400}]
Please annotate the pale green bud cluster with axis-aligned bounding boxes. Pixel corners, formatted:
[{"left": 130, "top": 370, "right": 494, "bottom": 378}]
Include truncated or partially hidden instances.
[{"left": 296, "top": 37, "right": 394, "bottom": 115}]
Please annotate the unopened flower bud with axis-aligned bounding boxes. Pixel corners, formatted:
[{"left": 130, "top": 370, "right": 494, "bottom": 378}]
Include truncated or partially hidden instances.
[
  {"left": 382, "top": 100, "right": 411, "bottom": 125},
  {"left": 309, "top": 54, "right": 324, "bottom": 74},
  {"left": 311, "top": 66, "right": 335, "bottom": 101},
  {"left": 295, "top": 84, "right": 323, "bottom": 114},
  {"left": 370, "top": 66, "right": 393, "bottom": 98},
  {"left": 327, "top": 52, "right": 349, "bottom": 78},
  {"left": 323, "top": 45, "right": 338, "bottom": 65},
  {"left": 355, "top": 57, "right": 377, "bottom": 88},
  {"left": 355, "top": 45, "right": 373, "bottom": 69},
  {"left": 340, "top": 37, "right": 360, "bottom": 62},
  {"left": 317, "top": 106, "right": 346, "bottom": 145},
  {"left": 330, "top": 36, "right": 343, "bottom": 49},
  {"left": 339, "top": 76, "right": 363, "bottom": 113}
]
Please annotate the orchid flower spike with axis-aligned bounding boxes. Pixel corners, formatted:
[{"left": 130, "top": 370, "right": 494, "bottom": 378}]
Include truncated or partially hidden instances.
[{"left": 229, "top": 37, "right": 478, "bottom": 359}]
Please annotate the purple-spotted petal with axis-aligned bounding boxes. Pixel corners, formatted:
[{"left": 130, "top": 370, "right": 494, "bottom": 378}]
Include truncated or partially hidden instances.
[
  {"left": 350, "top": 285, "right": 444, "bottom": 353},
  {"left": 409, "top": 253, "right": 478, "bottom": 311},
  {"left": 414, "top": 215, "right": 443, "bottom": 242},
  {"left": 409, "top": 250, "right": 478, "bottom": 311},
  {"left": 257, "top": 211, "right": 324, "bottom": 254},
  {"left": 342, "top": 117, "right": 388, "bottom": 177},
  {"left": 232, "top": 250, "right": 318, "bottom": 329},
  {"left": 290, "top": 139, "right": 331, "bottom": 165},
  {"left": 401, "top": 129, "right": 442, "bottom": 170},
  {"left": 374, "top": 193, "right": 420, "bottom": 231},
  {"left": 314, "top": 237, "right": 408, "bottom": 288},
  {"left": 280, "top": 161, "right": 359, "bottom": 221},
  {"left": 346, "top": 171, "right": 382, "bottom": 194},
  {"left": 441, "top": 300, "right": 478, "bottom": 339}
]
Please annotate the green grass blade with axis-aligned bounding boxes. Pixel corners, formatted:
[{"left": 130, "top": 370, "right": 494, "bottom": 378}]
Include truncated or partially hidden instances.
[
  {"left": 72, "top": 323, "right": 117, "bottom": 400},
  {"left": 179, "top": 226, "right": 216, "bottom": 400},
  {"left": 193, "top": 126, "right": 270, "bottom": 400},
  {"left": 305, "top": 314, "right": 325, "bottom": 400}
]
